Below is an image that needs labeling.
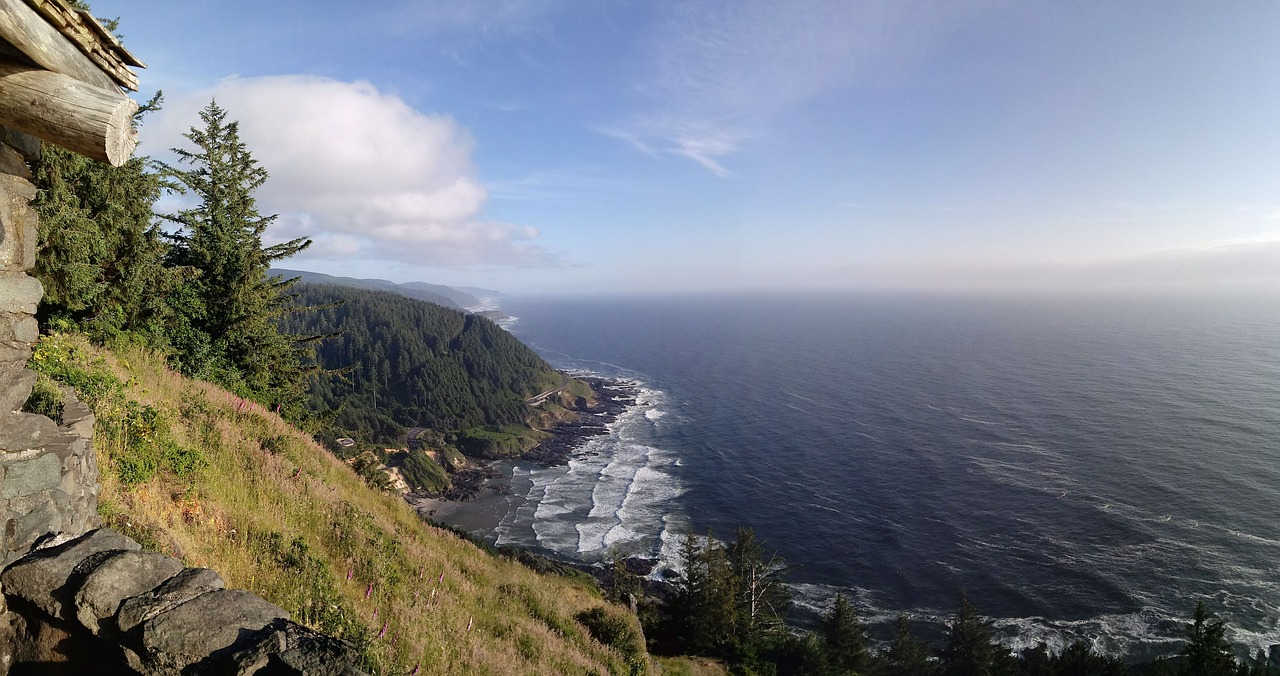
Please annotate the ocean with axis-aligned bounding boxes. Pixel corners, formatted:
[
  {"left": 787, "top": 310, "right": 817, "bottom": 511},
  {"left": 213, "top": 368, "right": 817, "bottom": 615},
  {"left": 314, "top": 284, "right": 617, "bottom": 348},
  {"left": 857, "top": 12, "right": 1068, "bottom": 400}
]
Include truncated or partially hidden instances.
[{"left": 441, "top": 291, "right": 1280, "bottom": 660}]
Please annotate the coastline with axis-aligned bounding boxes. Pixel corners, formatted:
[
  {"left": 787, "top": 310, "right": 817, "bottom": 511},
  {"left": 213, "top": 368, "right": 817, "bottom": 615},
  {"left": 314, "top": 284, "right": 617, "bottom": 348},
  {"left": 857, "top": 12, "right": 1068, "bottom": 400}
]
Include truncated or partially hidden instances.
[
  {"left": 522, "top": 376, "right": 636, "bottom": 466},
  {"left": 407, "top": 375, "right": 638, "bottom": 535}
]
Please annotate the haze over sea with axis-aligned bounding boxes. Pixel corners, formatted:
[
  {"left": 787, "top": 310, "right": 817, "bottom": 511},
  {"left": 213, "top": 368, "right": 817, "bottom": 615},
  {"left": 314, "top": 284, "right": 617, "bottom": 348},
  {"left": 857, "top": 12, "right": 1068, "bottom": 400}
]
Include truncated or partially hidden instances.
[{"left": 448, "top": 291, "right": 1280, "bottom": 660}]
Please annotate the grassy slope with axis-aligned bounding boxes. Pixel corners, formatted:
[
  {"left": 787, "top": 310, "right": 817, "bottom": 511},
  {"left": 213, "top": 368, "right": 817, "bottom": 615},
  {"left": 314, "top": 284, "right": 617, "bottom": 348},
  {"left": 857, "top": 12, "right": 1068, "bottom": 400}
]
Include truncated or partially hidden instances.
[{"left": 34, "top": 333, "right": 646, "bottom": 675}]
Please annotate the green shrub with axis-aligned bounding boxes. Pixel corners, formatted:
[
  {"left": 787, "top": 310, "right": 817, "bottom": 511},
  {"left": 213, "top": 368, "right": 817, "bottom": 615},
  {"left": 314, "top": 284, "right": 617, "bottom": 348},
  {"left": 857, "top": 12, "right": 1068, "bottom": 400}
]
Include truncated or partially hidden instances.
[
  {"left": 260, "top": 434, "right": 290, "bottom": 455},
  {"left": 577, "top": 606, "right": 647, "bottom": 672},
  {"left": 30, "top": 334, "right": 204, "bottom": 485},
  {"left": 247, "top": 530, "right": 369, "bottom": 646},
  {"left": 401, "top": 448, "right": 450, "bottom": 492},
  {"left": 22, "top": 373, "right": 65, "bottom": 422},
  {"left": 162, "top": 440, "right": 206, "bottom": 478}
]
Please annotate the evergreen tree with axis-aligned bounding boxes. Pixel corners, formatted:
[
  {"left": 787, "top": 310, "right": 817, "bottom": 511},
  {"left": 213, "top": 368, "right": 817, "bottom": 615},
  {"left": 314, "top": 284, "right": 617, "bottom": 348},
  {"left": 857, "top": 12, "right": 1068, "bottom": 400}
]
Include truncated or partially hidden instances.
[
  {"left": 607, "top": 550, "right": 643, "bottom": 607},
  {"left": 1181, "top": 602, "right": 1237, "bottom": 676},
  {"left": 1052, "top": 640, "right": 1128, "bottom": 676},
  {"left": 670, "top": 527, "right": 794, "bottom": 668},
  {"left": 33, "top": 93, "right": 175, "bottom": 342},
  {"left": 821, "top": 592, "right": 869, "bottom": 674},
  {"left": 698, "top": 534, "right": 741, "bottom": 656},
  {"left": 160, "top": 100, "right": 312, "bottom": 409},
  {"left": 940, "top": 593, "right": 1011, "bottom": 676},
  {"left": 882, "top": 614, "right": 935, "bottom": 676},
  {"left": 727, "top": 526, "right": 791, "bottom": 652}
]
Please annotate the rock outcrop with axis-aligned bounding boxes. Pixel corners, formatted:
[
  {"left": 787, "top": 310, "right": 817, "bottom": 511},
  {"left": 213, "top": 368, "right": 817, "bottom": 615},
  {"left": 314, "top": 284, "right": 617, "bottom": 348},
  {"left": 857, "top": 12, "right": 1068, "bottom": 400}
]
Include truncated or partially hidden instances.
[{"left": 0, "top": 528, "right": 364, "bottom": 675}]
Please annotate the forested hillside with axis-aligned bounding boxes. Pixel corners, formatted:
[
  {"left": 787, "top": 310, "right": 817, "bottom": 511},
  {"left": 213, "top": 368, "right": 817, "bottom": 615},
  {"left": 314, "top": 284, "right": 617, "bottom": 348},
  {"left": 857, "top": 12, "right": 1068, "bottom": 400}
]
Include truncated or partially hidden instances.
[
  {"left": 271, "top": 268, "right": 478, "bottom": 310},
  {"left": 280, "top": 283, "right": 561, "bottom": 442}
]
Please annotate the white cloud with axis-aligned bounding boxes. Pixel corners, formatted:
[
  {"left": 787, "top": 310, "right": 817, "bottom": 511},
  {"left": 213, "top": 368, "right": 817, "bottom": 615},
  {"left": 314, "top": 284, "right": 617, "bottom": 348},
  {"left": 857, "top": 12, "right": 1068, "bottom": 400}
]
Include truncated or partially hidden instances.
[{"left": 144, "top": 75, "right": 561, "bottom": 268}]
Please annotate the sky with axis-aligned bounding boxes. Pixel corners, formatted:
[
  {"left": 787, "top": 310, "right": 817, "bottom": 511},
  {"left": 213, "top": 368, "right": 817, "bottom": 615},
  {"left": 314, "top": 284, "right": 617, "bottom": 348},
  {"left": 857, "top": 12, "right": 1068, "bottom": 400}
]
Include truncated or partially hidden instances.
[{"left": 88, "top": 0, "right": 1280, "bottom": 296}]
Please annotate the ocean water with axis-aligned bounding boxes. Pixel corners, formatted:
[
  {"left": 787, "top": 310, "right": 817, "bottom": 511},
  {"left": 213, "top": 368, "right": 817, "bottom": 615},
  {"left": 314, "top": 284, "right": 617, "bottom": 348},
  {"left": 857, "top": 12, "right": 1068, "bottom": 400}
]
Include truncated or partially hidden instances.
[{"left": 452, "top": 292, "right": 1280, "bottom": 660}]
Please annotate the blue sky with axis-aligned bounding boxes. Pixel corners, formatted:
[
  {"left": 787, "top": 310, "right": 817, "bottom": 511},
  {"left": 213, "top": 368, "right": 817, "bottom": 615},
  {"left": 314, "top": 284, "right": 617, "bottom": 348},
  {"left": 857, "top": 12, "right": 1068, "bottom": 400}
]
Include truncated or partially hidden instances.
[{"left": 92, "top": 0, "right": 1280, "bottom": 295}]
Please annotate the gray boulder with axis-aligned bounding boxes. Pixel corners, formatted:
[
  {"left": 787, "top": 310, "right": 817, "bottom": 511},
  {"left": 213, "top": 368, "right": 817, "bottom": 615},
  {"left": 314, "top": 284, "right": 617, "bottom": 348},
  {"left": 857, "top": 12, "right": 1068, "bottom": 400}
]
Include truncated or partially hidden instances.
[
  {"left": 0, "top": 528, "right": 139, "bottom": 618},
  {"left": 139, "top": 589, "right": 288, "bottom": 672},
  {"left": 74, "top": 549, "right": 184, "bottom": 636},
  {"left": 115, "top": 566, "right": 224, "bottom": 635}
]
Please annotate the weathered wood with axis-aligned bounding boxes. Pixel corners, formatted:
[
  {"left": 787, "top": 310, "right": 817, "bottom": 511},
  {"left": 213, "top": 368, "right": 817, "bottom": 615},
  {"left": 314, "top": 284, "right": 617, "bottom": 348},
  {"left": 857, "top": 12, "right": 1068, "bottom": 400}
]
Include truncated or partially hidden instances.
[
  {"left": 0, "top": 0, "right": 117, "bottom": 90},
  {"left": 0, "top": 59, "right": 136, "bottom": 165},
  {"left": 17, "top": 0, "right": 144, "bottom": 89}
]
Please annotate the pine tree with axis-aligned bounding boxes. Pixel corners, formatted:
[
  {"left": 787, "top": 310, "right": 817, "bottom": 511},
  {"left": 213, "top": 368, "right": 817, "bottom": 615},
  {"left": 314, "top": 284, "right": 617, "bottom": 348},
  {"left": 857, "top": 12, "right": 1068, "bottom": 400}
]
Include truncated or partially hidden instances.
[
  {"left": 883, "top": 614, "right": 935, "bottom": 676},
  {"left": 1181, "top": 602, "right": 1237, "bottom": 676},
  {"left": 33, "top": 92, "right": 175, "bottom": 342},
  {"left": 160, "top": 100, "right": 312, "bottom": 409},
  {"left": 940, "top": 593, "right": 1010, "bottom": 676},
  {"left": 726, "top": 526, "right": 790, "bottom": 651},
  {"left": 821, "top": 592, "right": 869, "bottom": 674}
]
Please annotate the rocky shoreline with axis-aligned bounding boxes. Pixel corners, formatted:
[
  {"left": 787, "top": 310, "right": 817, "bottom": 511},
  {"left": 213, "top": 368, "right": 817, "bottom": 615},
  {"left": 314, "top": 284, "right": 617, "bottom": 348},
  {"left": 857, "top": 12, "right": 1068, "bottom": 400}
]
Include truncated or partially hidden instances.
[
  {"left": 408, "top": 375, "right": 636, "bottom": 509},
  {"left": 521, "top": 376, "right": 636, "bottom": 466}
]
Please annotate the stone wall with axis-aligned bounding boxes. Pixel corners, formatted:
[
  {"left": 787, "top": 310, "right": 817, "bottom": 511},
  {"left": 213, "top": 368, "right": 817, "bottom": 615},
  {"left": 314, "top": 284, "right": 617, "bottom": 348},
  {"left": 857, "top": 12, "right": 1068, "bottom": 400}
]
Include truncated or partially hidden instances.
[
  {"left": 0, "top": 528, "right": 362, "bottom": 674},
  {"left": 0, "top": 126, "right": 101, "bottom": 568}
]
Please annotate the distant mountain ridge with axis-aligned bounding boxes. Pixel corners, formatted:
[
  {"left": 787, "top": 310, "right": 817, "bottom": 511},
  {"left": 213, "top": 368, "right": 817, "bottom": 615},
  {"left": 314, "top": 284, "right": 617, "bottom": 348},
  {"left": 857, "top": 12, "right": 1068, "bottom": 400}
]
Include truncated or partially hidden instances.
[{"left": 271, "top": 268, "right": 499, "bottom": 310}]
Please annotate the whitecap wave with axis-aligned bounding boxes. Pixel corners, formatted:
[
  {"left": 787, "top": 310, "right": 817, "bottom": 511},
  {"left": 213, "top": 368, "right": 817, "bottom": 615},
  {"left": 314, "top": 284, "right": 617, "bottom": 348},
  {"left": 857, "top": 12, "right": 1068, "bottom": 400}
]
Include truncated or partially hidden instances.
[{"left": 488, "top": 373, "right": 688, "bottom": 567}]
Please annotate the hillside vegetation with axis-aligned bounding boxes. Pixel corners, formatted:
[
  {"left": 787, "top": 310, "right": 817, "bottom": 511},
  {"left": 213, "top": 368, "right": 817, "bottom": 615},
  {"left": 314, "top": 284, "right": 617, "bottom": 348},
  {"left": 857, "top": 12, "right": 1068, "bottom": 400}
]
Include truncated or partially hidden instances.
[
  {"left": 272, "top": 268, "right": 479, "bottom": 310},
  {"left": 28, "top": 332, "right": 647, "bottom": 675},
  {"left": 282, "top": 283, "right": 562, "bottom": 445}
]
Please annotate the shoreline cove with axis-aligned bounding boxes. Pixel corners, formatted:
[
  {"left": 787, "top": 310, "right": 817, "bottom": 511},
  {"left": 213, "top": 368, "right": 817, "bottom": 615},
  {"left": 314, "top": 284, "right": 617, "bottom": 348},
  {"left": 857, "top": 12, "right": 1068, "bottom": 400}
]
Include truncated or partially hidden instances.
[{"left": 405, "top": 375, "right": 642, "bottom": 546}]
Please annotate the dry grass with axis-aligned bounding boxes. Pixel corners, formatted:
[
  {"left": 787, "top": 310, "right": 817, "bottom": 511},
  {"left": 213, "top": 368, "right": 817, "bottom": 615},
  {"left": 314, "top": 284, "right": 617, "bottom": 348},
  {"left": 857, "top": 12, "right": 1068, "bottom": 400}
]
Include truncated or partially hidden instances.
[
  {"left": 653, "top": 656, "right": 729, "bottom": 676},
  {"left": 39, "top": 334, "right": 648, "bottom": 675}
]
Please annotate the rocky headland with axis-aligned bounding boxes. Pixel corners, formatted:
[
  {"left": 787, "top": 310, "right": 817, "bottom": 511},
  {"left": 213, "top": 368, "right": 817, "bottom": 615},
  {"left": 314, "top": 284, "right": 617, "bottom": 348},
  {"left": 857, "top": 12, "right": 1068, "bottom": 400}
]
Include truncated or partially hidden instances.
[{"left": 521, "top": 376, "right": 636, "bottom": 466}]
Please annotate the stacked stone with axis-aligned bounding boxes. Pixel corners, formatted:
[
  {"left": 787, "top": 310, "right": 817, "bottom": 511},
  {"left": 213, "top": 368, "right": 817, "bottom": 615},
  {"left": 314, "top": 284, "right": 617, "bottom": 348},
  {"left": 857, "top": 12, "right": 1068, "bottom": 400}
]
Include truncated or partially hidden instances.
[
  {"left": 0, "top": 125, "right": 101, "bottom": 567},
  {"left": 0, "top": 126, "right": 41, "bottom": 365},
  {"left": 1, "top": 528, "right": 364, "bottom": 674}
]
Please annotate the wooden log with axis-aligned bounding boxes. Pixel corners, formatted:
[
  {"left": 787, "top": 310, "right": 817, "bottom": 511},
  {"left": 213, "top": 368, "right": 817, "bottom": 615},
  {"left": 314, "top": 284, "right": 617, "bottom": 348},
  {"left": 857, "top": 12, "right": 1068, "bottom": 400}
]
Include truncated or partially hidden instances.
[
  {"left": 0, "top": 59, "right": 136, "bottom": 165},
  {"left": 0, "top": 0, "right": 117, "bottom": 90}
]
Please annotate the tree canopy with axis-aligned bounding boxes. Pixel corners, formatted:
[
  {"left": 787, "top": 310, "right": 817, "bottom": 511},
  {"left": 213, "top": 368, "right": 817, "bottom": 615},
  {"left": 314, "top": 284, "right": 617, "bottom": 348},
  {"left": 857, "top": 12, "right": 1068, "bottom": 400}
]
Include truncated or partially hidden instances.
[{"left": 158, "top": 100, "right": 313, "bottom": 411}]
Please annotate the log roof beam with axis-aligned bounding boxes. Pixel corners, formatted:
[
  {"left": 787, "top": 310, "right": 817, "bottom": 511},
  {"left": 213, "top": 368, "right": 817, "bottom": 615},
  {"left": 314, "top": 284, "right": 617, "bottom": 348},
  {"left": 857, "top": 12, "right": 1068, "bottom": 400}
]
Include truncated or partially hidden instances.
[{"left": 0, "top": 0, "right": 143, "bottom": 91}]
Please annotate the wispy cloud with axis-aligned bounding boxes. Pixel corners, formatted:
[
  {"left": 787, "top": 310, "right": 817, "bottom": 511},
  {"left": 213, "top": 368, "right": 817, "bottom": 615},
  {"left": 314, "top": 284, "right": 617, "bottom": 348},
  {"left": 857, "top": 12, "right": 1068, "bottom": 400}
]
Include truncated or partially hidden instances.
[
  {"left": 146, "top": 76, "right": 562, "bottom": 268},
  {"left": 488, "top": 168, "right": 651, "bottom": 204},
  {"left": 366, "top": 0, "right": 565, "bottom": 40},
  {"left": 610, "top": 0, "right": 976, "bottom": 176}
]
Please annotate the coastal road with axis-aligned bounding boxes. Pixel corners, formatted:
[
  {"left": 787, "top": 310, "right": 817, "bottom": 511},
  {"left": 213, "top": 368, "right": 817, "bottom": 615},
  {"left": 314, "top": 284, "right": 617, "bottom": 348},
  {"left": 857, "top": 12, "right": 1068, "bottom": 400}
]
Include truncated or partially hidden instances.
[{"left": 526, "top": 373, "right": 570, "bottom": 407}]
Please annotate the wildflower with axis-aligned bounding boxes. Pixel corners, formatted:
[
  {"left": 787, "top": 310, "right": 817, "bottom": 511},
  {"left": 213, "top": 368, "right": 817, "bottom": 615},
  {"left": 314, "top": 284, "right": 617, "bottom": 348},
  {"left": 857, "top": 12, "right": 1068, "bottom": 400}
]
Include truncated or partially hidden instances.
[
  {"left": 365, "top": 583, "right": 373, "bottom": 599},
  {"left": 378, "top": 622, "right": 388, "bottom": 639},
  {"left": 346, "top": 569, "right": 353, "bottom": 581},
  {"left": 438, "top": 571, "right": 444, "bottom": 584},
  {"left": 391, "top": 632, "right": 398, "bottom": 647},
  {"left": 373, "top": 608, "right": 378, "bottom": 620},
  {"left": 410, "top": 662, "right": 420, "bottom": 675}
]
